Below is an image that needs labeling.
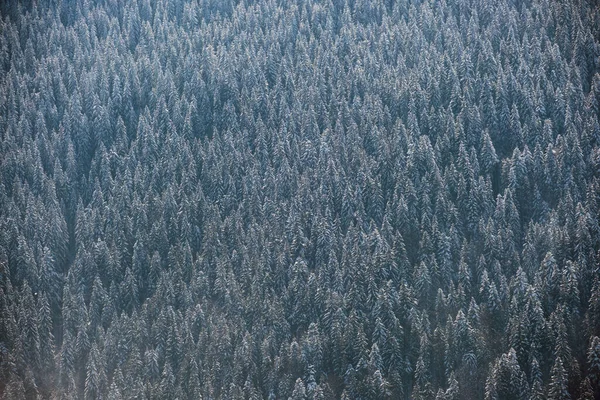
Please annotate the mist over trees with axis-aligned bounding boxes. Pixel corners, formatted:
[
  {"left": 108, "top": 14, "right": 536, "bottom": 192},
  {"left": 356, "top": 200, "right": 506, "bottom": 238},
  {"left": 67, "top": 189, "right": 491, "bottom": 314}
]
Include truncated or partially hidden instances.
[{"left": 1, "top": 0, "right": 599, "bottom": 398}]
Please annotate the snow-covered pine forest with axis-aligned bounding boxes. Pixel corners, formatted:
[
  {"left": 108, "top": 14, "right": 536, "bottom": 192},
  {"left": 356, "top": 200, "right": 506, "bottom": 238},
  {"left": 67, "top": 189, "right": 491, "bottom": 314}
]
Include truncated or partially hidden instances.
[{"left": 1, "top": 0, "right": 600, "bottom": 398}]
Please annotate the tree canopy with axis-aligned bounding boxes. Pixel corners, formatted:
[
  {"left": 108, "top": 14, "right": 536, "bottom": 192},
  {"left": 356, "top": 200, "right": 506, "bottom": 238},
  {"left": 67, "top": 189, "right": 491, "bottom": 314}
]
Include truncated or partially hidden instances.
[{"left": 1, "top": 0, "right": 599, "bottom": 398}]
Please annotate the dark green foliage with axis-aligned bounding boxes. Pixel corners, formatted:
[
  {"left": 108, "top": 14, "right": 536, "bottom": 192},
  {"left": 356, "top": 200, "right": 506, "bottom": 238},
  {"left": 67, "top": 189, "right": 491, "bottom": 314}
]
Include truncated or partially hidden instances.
[
  {"left": 548, "top": 357, "right": 570, "bottom": 400},
  {"left": 485, "top": 348, "right": 529, "bottom": 400},
  {"left": 1, "top": 0, "right": 599, "bottom": 398}
]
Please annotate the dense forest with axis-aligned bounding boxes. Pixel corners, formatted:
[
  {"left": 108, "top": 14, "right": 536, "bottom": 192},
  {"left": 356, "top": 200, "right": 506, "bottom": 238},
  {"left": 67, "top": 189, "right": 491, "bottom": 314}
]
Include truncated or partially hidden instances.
[{"left": 1, "top": 0, "right": 600, "bottom": 398}]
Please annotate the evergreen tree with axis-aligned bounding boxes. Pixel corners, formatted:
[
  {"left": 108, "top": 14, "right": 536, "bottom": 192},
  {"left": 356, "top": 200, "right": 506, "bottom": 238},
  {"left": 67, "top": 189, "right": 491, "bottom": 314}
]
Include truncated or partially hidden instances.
[{"left": 548, "top": 357, "right": 570, "bottom": 400}]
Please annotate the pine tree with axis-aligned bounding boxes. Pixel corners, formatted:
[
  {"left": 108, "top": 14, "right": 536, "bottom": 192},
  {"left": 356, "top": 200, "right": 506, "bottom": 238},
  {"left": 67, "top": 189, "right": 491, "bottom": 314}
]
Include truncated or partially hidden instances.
[
  {"left": 548, "top": 357, "right": 570, "bottom": 400},
  {"left": 84, "top": 343, "right": 106, "bottom": 400},
  {"left": 578, "top": 377, "right": 594, "bottom": 400},
  {"left": 436, "top": 371, "right": 459, "bottom": 400},
  {"left": 289, "top": 378, "right": 307, "bottom": 400},
  {"left": 485, "top": 349, "right": 529, "bottom": 400},
  {"left": 588, "top": 336, "right": 600, "bottom": 385},
  {"left": 1, "top": 373, "right": 26, "bottom": 400}
]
